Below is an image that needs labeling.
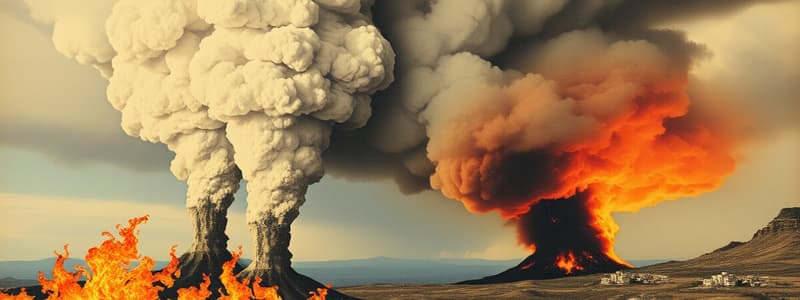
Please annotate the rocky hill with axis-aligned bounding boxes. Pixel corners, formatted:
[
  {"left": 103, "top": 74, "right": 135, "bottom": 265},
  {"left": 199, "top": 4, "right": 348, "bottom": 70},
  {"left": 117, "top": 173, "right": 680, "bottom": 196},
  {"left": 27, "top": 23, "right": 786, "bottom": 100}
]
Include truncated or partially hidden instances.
[
  {"left": 639, "top": 207, "right": 800, "bottom": 277},
  {"left": 753, "top": 207, "right": 800, "bottom": 237}
]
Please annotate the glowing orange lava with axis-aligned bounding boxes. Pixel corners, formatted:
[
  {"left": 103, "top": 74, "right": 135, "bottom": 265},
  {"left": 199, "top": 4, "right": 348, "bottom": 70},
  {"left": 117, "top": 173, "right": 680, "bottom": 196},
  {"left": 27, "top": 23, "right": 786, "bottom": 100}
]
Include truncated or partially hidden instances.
[
  {"left": 0, "top": 216, "right": 328, "bottom": 300},
  {"left": 554, "top": 252, "right": 584, "bottom": 274},
  {"left": 519, "top": 262, "right": 534, "bottom": 270}
]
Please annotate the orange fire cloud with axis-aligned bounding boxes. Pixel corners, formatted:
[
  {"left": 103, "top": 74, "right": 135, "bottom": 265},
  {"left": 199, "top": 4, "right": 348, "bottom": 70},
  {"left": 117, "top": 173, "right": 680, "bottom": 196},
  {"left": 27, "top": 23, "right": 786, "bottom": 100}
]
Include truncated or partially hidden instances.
[{"left": 428, "top": 37, "right": 737, "bottom": 269}]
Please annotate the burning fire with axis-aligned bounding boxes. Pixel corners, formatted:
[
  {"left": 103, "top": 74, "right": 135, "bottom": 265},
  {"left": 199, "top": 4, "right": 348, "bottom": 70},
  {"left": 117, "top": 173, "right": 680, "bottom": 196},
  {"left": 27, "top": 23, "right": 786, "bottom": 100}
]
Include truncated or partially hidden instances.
[
  {"left": 554, "top": 252, "right": 584, "bottom": 274},
  {"left": 0, "top": 216, "right": 328, "bottom": 300}
]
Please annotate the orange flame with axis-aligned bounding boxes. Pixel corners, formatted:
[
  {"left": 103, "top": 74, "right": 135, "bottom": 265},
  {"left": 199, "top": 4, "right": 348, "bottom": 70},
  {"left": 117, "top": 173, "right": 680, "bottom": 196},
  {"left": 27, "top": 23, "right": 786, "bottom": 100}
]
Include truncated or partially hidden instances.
[
  {"left": 0, "top": 289, "right": 33, "bottom": 300},
  {"left": 176, "top": 274, "right": 212, "bottom": 300},
  {"left": 0, "top": 216, "right": 328, "bottom": 300},
  {"left": 554, "top": 252, "right": 584, "bottom": 274}
]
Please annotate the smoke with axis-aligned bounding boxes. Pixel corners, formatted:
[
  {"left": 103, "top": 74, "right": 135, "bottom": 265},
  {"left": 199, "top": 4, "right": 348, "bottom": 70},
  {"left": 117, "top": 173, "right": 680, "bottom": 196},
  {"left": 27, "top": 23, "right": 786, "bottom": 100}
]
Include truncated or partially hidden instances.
[
  {"left": 28, "top": 0, "right": 761, "bottom": 276},
  {"left": 186, "top": 1, "right": 394, "bottom": 225},
  {"left": 24, "top": 0, "right": 116, "bottom": 76},
  {"left": 26, "top": 0, "right": 395, "bottom": 287}
]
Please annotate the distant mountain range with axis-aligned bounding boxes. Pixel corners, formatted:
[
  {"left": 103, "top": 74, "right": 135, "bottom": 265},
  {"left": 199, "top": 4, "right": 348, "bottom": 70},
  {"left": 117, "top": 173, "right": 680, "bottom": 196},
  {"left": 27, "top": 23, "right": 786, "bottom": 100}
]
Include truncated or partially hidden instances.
[{"left": 0, "top": 256, "right": 667, "bottom": 288}]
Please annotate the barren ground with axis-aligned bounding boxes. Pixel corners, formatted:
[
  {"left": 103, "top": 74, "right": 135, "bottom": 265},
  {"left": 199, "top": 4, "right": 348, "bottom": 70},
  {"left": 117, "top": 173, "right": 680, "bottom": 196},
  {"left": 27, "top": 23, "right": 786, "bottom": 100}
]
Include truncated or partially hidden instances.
[{"left": 339, "top": 275, "right": 800, "bottom": 299}]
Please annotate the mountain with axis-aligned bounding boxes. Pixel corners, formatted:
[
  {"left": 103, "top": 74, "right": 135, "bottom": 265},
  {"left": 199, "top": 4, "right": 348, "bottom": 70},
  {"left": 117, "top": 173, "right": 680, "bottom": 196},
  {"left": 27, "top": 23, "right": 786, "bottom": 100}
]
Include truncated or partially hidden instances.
[
  {"left": 0, "top": 258, "right": 87, "bottom": 281},
  {"left": 0, "top": 277, "right": 37, "bottom": 289},
  {"left": 639, "top": 207, "right": 800, "bottom": 277}
]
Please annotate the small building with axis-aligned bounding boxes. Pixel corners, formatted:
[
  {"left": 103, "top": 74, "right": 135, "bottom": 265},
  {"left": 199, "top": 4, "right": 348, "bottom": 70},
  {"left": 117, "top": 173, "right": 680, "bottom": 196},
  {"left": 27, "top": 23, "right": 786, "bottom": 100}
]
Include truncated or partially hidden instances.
[
  {"left": 710, "top": 272, "right": 737, "bottom": 287},
  {"left": 600, "top": 271, "right": 669, "bottom": 285}
]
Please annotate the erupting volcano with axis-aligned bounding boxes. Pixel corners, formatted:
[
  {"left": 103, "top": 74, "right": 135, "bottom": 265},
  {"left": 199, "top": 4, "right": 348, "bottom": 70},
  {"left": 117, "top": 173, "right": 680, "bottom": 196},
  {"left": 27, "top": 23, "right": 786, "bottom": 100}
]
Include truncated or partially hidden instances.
[
  {"left": 461, "top": 193, "right": 631, "bottom": 284},
  {"left": 420, "top": 31, "right": 737, "bottom": 282}
]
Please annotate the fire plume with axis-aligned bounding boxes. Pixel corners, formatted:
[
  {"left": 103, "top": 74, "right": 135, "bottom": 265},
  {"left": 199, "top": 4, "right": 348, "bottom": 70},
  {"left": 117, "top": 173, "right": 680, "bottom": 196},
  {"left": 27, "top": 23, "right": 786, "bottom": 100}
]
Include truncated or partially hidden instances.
[
  {"left": 26, "top": 215, "right": 180, "bottom": 300},
  {"left": 0, "top": 216, "right": 327, "bottom": 300}
]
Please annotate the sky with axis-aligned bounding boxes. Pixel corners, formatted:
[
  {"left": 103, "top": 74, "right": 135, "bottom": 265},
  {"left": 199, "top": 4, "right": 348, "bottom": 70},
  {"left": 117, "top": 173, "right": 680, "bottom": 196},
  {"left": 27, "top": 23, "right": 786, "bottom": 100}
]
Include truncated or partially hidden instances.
[{"left": 0, "top": 1, "right": 798, "bottom": 263}]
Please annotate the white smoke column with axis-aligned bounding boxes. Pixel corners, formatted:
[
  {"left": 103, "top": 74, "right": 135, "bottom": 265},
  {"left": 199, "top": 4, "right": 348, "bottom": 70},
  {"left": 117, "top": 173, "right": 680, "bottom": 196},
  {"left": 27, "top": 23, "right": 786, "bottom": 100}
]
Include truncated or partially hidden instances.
[
  {"left": 190, "top": 1, "right": 394, "bottom": 293},
  {"left": 103, "top": 0, "right": 247, "bottom": 284},
  {"left": 188, "top": 2, "right": 394, "bottom": 291},
  {"left": 25, "top": 0, "right": 393, "bottom": 296}
]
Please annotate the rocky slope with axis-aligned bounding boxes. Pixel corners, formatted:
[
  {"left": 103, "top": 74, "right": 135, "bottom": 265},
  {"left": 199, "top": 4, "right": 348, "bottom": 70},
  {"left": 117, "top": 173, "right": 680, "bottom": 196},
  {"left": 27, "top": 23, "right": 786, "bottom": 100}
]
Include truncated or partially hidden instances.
[{"left": 640, "top": 207, "right": 800, "bottom": 277}]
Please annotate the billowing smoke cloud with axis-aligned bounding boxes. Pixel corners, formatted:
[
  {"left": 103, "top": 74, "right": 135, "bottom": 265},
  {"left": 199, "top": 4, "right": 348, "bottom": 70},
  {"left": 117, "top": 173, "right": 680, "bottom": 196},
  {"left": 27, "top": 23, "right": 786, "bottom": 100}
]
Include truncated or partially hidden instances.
[
  {"left": 428, "top": 29, "right": 736, "bottom": 216},
  {"left": 330, "top": 0, "right": 742, "bottom": 275},
  {"left": 27, "top": 0, "right": 394, "bottom": 296}
]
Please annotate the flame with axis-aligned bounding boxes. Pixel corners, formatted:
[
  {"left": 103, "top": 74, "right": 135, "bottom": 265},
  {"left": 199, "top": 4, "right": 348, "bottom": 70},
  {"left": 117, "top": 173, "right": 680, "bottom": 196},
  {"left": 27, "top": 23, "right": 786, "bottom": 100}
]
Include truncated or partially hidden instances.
[
  {"left": 176, "top": 274, "right": 212, "bottom": 300},
  {"left": 30, "top": 215, "right": 180, "bottom": 299},
  {"left": 0, "top": 289, "right": 33, "bottom": 300},
  {"left": 0, "top": 216, "right": 328, "bottom": 300},
  {"left": 307, "top": 287, "right": 329, "bottom": 300},
  {"left": 554, "top": 252, "right": 584, "bottom": 274}
]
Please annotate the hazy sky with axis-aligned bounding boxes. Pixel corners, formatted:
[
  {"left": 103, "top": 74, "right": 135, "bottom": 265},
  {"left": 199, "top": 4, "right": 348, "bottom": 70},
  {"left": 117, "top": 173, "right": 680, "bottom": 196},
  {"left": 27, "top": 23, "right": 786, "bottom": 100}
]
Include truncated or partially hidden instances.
[{"left": 0, "top": 1, "right": 798, "bottom": 262}]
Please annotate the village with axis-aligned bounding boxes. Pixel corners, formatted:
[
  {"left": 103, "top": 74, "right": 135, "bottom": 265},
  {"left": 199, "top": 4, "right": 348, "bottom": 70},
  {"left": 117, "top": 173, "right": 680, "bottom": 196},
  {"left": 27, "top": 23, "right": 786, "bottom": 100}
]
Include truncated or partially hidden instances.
[
  {"left": 701, "top": 272, "right": 769, "bottom": 287},
  {"left": 600, "top": 271, "right": 770, "bottom": 287}
]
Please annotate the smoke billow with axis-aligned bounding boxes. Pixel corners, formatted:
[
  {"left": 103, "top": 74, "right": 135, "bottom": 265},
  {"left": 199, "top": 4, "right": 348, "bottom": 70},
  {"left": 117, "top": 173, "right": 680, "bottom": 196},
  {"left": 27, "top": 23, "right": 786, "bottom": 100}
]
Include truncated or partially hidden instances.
[
  {"left": 354, "top": 0, "right": 740, "bottom": 278},
  {"left": 29, "top": 0, "right": 755, "bottom": 288},
  {"left": 27, "top": 0, "right": 394, "bottom": 298}
]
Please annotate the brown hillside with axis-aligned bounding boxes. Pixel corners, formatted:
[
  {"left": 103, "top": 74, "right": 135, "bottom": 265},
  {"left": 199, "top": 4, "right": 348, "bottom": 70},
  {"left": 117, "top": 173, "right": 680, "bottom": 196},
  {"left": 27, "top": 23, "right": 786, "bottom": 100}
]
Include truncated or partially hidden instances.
[{"left": 639, "top": 207, "right": 800, "bottom": 277}]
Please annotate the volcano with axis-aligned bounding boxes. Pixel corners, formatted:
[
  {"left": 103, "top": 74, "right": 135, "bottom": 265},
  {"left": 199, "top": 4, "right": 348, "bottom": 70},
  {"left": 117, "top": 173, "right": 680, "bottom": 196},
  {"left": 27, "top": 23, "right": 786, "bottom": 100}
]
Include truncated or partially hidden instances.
[
  {"left": 458, "top": 250, "right": 630, "bottom": 284},
  {"left": 460, "top": 193, "right": 631, "bottom": 284}
]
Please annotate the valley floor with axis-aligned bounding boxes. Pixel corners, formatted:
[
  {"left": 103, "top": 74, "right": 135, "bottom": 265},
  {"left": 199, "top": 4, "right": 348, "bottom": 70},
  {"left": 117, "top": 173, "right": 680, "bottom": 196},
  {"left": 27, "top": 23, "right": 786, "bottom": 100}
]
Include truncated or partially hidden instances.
[{"left": 339, "top": 275, "right": 800, "bottom": 300}]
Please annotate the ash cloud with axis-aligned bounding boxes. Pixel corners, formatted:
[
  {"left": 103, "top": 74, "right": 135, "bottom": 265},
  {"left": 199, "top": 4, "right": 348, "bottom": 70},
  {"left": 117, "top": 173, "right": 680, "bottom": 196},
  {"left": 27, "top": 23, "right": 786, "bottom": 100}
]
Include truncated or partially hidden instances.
[
  {"left": 326, "top": 0, "right": 771, "bottom": 191},
  {"left": 322, "top": 0, "right": 758, "bottom": 261}
]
